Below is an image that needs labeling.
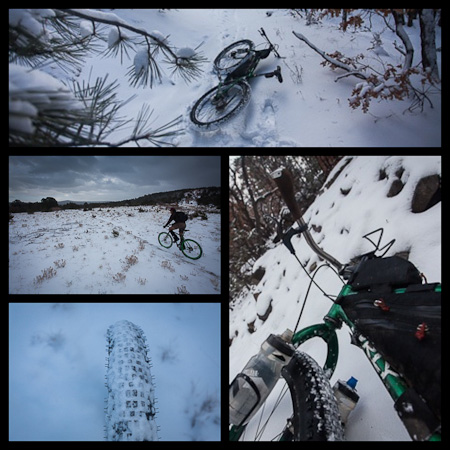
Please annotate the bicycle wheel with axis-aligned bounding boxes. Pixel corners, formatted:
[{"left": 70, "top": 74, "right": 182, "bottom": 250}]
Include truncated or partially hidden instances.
[
  {"left": 105, "top": 320, "right": 158, "bottom": 441},
  {"left": 190, "top": 80, "right": 251, "bottom": 128},
  {"left": 158, "top": 232, "right": 173, "bottom": 249},
  {"left": 214, "top": 40, "right": 255, "bottom": 75},
  {"left": 280, "top": 351, "right": 344, "bottom": 441},
  {"left": 181, "top": 239, "right": 203, "bottom": 260},
  {"left": 234, "top": 351, "right": 344, "bottom": 441}
]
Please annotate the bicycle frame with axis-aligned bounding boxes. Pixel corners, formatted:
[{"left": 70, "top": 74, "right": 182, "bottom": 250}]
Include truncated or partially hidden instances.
[
  {"left": 214, "top": 46, "right": 279, "bottom": 100},
  {"left": 292, "top": 288, "right": 408, "bottom": 402},
  {"left": 230, "top": 282, "right": 441, "bottom": 442},
  {"left": 230, "top": 167, "right": 440, "bottom": 442}
]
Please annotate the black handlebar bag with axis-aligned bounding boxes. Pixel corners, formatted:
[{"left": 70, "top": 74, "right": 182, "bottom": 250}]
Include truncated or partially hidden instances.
[{"left": 338, "top": 256, "right": 441, "bottom": 433}]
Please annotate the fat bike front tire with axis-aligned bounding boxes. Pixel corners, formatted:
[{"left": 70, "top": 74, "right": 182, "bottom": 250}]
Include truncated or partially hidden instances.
[
  {"left": 105, "top": 320, "right": 158, "bottom": 441},
  {"left": 214, "top": 39, "right": 255, "bottom": 75},
  {"left": 180, "top": 239, "right": 203, "bottom": 260},
  {"left": 158, "top": 232, "right": 173, "bottom": 249},
  {"left": 190, "top": 80, "right": 251, "bottom": 128},
  {"left": 280, "top": 351, "right": 344, "bottom": 441}
]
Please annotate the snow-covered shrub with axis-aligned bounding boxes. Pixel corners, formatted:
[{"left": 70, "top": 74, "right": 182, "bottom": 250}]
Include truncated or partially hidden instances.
[
  {"left": 123, "top": 255, "right": 138, "bottom": 271},
  {"left": 112, "top": 272, "right": 126, "bottom": 283},
  {"left": 54, "top": 259, "right": 66, "bottom": 268},
  {"left": 34, "top": 266, "right": 57, "bottom": 284},
  {"left": 161, "top": 260, "right": 175, "bottom": 272}
]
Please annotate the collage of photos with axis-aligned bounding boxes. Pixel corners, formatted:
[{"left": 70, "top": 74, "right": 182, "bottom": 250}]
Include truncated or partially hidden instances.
[{"left": 10, "top": 8, "right": 441, "bottom": 445}]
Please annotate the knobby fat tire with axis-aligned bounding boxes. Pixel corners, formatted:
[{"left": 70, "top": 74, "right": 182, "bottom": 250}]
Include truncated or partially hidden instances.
[
  {"left": 190, "top": 80, "right": 251, "bottom": 128},
  {"left": 105, "top": 320, "right": 158, "bottom": 441},
  {"left": 281, "top": 351, "right": 344, "bottom": 441},
  {"left": 214, "top": 39, "right": 255, "bottom": 75}
]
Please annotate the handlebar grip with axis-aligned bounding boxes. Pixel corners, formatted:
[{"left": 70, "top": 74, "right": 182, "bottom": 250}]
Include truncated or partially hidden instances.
[
  {"left": 271, "top": 167, "right": 344, "bottom": 271},
  {"left": 271, "top": 168, "right": 301, "bottom": 220}
]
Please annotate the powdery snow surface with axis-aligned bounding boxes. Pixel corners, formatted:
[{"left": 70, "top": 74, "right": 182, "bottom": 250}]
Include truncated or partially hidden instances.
[
  {"left": 9, "top": 205, "right": 220, "bottom": 294},
  {"left": 229, "top": 156, "right": 441, "bottom": 441},
  {"left": 61, "top": 9, "right": 441, "bottom": 147},
  {"left": 9, "top": 303, "right": 220, "bottom": 441}
]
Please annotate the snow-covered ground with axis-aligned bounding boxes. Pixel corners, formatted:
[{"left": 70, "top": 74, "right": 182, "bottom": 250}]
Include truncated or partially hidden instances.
[
  {"left": 9, "top": 205, "right": 220, "bottom": 294},
  {"left": 9, "top": 302, "right": 220, "bottom": 441},
  {"left": 54, "top": 9, "right": 441, "bottom": 147},
  {"left": 229, "top": 156, "right": 441, "bottom": 440}
]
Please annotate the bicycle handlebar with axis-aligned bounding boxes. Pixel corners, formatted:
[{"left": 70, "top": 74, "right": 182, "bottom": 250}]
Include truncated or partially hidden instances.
[{"left": 271, "top": 167, "right": 343, "bottom": 271}]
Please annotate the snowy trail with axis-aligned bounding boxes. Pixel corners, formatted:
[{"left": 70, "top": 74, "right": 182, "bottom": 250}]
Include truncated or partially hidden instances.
[
  {"left": 9, "top": 206, "right": 220, "bottom": 294},
  {"left": 185, "top": 9, "right": 300, "bottom": 147},
  {"left": 63, "top": 9, "right": 440, "bottom": 147}
]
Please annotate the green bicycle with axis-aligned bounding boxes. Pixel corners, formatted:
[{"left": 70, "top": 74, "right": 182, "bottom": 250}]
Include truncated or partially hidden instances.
[
  {"left": 158, "top": 229, "right": 203, "bottom": 260},
  {"left": 190, "top": 28, "right": 283, "bottom": 128},
  {"left": 229, "top": 168, "right": 441, "bottom": 442}
]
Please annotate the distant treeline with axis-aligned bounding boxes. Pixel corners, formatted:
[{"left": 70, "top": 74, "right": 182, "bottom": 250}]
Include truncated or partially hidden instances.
[{"left": 9, "top": 186, "right": 221, "bottom": 214}]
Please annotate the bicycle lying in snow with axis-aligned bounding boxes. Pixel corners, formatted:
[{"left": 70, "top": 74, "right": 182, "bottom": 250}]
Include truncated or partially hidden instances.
[
  {"left": 190, "top": 28, "right": 283, "bottom": 128},
  {"left": 229, "top": 168, "right": 441, "bottom": 441}
]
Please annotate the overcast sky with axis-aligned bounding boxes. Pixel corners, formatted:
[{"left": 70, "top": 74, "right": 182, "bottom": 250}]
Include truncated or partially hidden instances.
[{"left": 9, "top": 156, "right": 221, "bottom": 203}]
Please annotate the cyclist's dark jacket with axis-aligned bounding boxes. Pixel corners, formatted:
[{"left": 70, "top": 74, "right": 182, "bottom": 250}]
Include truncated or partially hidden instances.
[{"left": 164, "top": 211, "right": 186, "bottom": 227}]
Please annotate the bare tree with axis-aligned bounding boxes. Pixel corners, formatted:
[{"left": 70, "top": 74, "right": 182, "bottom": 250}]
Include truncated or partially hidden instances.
[
  {"left": 229, "top": 156, "right": 330, "bottom": 301},
  {"left": 419, "top": 9, "right": 440, "bottom": 82}
]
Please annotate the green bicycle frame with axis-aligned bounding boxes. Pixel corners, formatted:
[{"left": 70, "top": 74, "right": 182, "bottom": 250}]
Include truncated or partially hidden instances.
[
  {"left": 292, "top": 289, "right": 408, "bottom": 401},
  {"left": 215, "top": 47, "right": 278, "bottom": 100},
  {"left": 214, "top": 66, "right": 257, "bottom": 100},
  {"left": 292, "top": 283, "right": 440, "bottom": 441},
  {"left": 230, "top": 282, "right": 441, "bottom": 441}
]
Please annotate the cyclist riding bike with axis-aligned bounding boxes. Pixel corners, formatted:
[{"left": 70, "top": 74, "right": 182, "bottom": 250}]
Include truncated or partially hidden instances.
[{"left": 163, "top": 207, "right": 187, "bottom": 243}]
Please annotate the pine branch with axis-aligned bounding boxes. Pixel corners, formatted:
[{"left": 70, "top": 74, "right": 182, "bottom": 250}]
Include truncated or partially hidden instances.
[
  {"left": 57, "top": 9, "right": 207, "bottom": 88},
  {"left": 9, "top": 68, "right": 183, "bottom": 147}
]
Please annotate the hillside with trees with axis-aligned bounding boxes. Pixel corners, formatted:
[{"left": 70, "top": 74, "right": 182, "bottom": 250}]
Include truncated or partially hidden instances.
[{"left": 9, "top": 186, "right": 221, "bottom": 214}]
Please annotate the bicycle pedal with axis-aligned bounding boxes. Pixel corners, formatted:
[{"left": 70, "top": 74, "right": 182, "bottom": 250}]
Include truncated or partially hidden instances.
[{"left": 275, "top": 66, "right": 283, "bottom": 83}]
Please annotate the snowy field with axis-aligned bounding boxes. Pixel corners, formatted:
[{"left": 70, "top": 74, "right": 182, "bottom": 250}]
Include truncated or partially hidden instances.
[
  {"left": 229, "top": 156, "right": 441, "bottom": 441},
  {"left": 48, "top": 9, "right": 441, "bottom": 147},
  {"left": 9, "top": 302, "right": 220, "bottom": 441},
  {"left": 9, "top": 205, "right": 220, "bottom": 294}
]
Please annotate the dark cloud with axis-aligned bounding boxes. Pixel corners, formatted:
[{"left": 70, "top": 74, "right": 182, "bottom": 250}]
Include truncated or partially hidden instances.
[{"left": 9, "top": 156, "right": 221, "bottom": 203}]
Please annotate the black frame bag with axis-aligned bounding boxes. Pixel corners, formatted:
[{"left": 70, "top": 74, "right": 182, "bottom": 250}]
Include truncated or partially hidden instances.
[{"left": 338, "top": 256, "right": 441, "bottom": 423}]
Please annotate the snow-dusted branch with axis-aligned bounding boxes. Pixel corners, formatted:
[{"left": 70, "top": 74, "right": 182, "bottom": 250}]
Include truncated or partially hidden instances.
[
  {"left": 9, "top": 9, "right": 203, "bottom": 146},
  {"left": 293, "top": 31, "right": 368, "bottom": 80},
  {"left": 293, "top": 28, "right": 436, "bottom": 113},
  {"left": 57, "top": 9, "right": 207, "bottom": 87},
  {"left": 9, "top": 64, "right": 182, "bottom": 147},
  {"left": 58, "top": 9, "right": 178, "bottom": 59}
]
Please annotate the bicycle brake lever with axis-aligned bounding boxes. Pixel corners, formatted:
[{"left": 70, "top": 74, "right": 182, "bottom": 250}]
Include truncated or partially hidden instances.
[{"left": 282, "top": 224, "right": 308, "bottom": 255}]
